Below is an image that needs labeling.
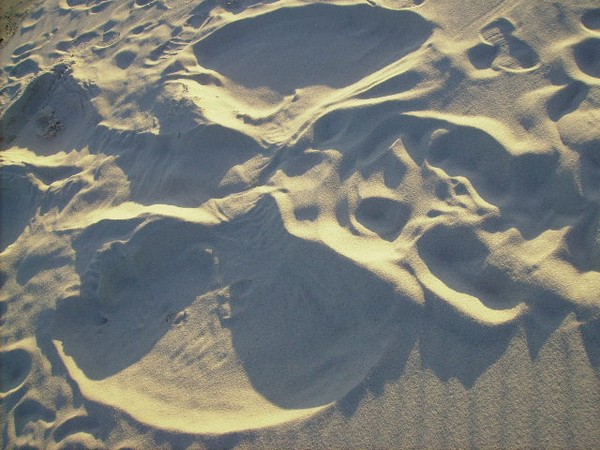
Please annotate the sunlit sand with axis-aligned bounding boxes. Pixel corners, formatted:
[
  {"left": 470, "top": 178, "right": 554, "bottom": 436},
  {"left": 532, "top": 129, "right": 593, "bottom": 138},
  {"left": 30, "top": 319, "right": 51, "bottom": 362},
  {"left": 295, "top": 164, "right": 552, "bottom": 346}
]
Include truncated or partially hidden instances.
[{"left": 1, "top": 0, "right": 599, "bottom": 448}]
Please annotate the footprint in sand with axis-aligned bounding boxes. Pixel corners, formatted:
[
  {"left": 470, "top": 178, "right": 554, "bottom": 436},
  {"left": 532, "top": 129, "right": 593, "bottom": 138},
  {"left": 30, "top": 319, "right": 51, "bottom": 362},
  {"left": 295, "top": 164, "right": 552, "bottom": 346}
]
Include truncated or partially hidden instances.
[
  {"left": 572, "top": 38, "right": 600, "bottom": 79},
  {"left": 13, "top": 398, "right": 56, "bottom": 437},
  {"left": 11, "top": 43, "right": 37, "bottom": 61},
  {"left": 417, "top": 224, "right": 520, "bottom": 312},
  {"left": 53, "top": 415, "right": 99, "bottom": 444},
  {"left": 546, "top": 80, "right": 588, "bottom": 121},
  {"left": 18, "top": 6, "right": 45, "bottom": 34},
  {"left": 193, "top": 3, "right": 433, "bottom": 94},
  {"left": 294, "top": 205, "right": 320, "bottom": 222},
  {"left": 56, "top": 31, "right": 100, "bottom": 52},
  {"left": 98, "top": 30, "right": 119, "bottom": 48},
  {"left": 7, "top": 58, "right": 40, "bottom": 79},
  {"left": 581, "top": 9, "right": 600, "bottom": 32},
  {"left": 355, "top": 197, "right": 412, "bottom": 241},
  {"left": 59, "top": 0, "right": 113, "bottom": 13},
  {"left": 114, "top": 49, "right": 136, "bottom": 69},
  {"left": 468, "top": 18, "right": 538, "bottom": 71},
  {"left": 0, "top": 347, "right": 32, "bottom": 395},
  {"left": 467, "top": 41, "right": 498, "bottom": 70}
]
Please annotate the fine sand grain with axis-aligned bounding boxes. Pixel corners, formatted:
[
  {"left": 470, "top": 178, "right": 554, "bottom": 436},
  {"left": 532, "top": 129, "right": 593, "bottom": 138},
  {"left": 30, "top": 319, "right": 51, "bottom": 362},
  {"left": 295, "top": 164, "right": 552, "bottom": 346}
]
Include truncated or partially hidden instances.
[{"left": 1, "top": 0, "right": 599, "bottom": 448}]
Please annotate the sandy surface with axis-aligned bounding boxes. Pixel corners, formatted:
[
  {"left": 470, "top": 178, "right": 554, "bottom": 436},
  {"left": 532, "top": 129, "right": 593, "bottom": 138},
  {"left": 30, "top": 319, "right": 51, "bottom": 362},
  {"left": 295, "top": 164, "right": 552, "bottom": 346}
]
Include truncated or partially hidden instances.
[
  {"left": 1, "top": 0, "right": 599, "bottom": 448},
  {"left": 0, "top": 0, "right": 42, "bottom": 48}
]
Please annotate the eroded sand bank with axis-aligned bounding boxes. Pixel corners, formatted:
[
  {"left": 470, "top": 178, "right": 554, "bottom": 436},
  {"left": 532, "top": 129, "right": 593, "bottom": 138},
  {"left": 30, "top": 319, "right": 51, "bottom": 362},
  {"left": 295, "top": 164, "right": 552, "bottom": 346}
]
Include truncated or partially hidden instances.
[{"left": 1, "top": 0, "right": 599, "bottom": 448}]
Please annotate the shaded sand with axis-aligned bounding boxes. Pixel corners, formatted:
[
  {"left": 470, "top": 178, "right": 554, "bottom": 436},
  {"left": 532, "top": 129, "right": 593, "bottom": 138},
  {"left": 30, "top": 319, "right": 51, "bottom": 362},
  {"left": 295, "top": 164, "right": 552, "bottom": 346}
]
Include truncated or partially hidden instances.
[
  {"left": 1, "top": 0, "right": 599, "bottom": 448},
  {"left": 194, "top": 4, "right": 433, "bottom": 94}
]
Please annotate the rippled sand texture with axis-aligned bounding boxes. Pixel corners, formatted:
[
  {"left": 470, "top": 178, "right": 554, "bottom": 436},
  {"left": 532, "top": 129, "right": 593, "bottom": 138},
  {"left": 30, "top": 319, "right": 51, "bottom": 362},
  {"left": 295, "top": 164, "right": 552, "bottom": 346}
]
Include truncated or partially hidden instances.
[{"left": 1, "top": 0, "right": 600, "bottom": 448}]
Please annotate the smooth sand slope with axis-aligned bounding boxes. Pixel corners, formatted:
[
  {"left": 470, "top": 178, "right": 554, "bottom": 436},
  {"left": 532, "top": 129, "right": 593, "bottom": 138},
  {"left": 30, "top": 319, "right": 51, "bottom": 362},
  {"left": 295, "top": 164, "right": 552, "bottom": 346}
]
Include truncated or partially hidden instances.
[{"left": 1, "top": 0, "right": 599, "bottom": 448}]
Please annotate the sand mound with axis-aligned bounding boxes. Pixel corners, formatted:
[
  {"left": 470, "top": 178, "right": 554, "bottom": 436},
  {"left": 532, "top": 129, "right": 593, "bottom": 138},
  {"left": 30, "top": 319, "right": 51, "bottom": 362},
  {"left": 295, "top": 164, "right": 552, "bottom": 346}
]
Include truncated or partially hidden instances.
[
  {"left": 194, "top": 3, "right": 433, "bottom": 94},
  {"left": 47, "top": 195, "right": 413, "bottom": 433},
  {"left": 1, "top": 0, "right": 599, "bottom": 447}
]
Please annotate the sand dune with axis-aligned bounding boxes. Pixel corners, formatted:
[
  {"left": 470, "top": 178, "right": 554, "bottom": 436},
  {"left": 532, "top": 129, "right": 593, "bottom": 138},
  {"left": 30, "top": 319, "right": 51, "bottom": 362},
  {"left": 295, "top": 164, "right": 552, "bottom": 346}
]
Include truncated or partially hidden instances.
[{"left": 1, "top": 0, "right": 599, "bottom": 448}]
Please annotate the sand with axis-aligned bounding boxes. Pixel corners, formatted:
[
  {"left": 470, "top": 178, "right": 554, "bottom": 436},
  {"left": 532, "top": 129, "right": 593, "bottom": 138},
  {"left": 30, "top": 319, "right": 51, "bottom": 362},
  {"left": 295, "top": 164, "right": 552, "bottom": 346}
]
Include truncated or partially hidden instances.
[{"left": 1, "top": 0, "right": 599, "bottom": 448}]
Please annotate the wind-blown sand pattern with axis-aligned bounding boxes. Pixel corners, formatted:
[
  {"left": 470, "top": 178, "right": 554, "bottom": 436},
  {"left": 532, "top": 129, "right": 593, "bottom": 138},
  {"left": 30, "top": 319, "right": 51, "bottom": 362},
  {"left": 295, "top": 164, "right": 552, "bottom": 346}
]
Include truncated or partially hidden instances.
[{"left": 1, "top": 0, "right": 599, "bottom": 448}]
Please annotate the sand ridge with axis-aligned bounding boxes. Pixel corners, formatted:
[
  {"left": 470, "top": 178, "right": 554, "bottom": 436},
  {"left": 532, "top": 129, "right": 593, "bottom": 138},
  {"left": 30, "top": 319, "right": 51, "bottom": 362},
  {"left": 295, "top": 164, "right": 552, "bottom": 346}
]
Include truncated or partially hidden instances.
[{"left": 1, "top": 0, "right": 600, "bottom": 448}]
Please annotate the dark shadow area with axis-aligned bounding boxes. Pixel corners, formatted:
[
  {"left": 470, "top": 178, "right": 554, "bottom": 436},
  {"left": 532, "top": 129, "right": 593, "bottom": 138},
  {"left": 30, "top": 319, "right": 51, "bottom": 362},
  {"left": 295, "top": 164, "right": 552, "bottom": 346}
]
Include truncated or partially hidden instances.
[
  {"left": 70, "top": 217, "right": 146, "bottom": 275},
  {"left": 479, "top": 18, "right": 538, "bottom": 70},
  {"left": 355, "top": 196, "right": 412, "bottom": 241},
  {"left": 194, "top": 3, "right": 433, "bottom": 94},
  {"left": 114, "top": 50, "right": 136, "bottom": 69},
  {"left": 418, "top": 304, "right": 517, "bottom": 389},
  {"left": 522, "top": 295, "right": 573, "bottom": 360},
  {"left": 214, "top": 195, "right": 420, "bottom": 409},
  {"left": 547, "top": 80, "right": 588, "bottom": 122},
  {"left": 51, "top": 218, "right": 216, "bottom": 380},
  {"left": 0, "top": 163, "right": 42, "bottom": 252},
  {"left": 13, "top": 398, "right": 56, "bottom": 437},
  {"left": 311, "top": 105, "right": 585, "bottom": 240},
  {"left": 0, "top": 347, "right": 32, "bottom": 394},
  {"left": 336, "top": 308, "right": 422, "bottom": 417},
  {"left": 503, "top": 37, "right": 538, "bottom": 69},
  {"left": 0, "top": 159, "right": 86, "bottom": 253},
  {"left": 0, "top": 65, "right": 269, "bottom": 211},
  {"left": 573, "top": 38, "right": 600, "bottom": 79},
  {"left": 368, "top": 321, "right": 423, "bottom": 398},
  {"left": 0, "top": 64, "right": 101, "bottom": 155},
  {"left": 152, "top": 426, "right": 249, "bottom": 450},
  {"left": 337, "top": 384, "right": 368, "bottom": 417},
  {"left": 563, "top": 207, "right": 600, "bottom": 272},
  {"left": 0, "top": 300, "right": 6, "bottom": 326},
  {"left": 82, "top": 121, "right": 268, "bottom": 207},
  {"left": 357, "top": 70, "right": 424, "bottom": 99},
  {"left": 294, "top": 205, "right": 319, "bottom": 222},
  {"left": 0, "top": 66, "right": 101, "bottom": 251},
  {"left": 582, "top": 9, "right": 600, "bottom": 31},
  {"left": 417, "top": 224, "right": 522, "bottom": 311},
  {"left": 53, "top": 414, "right": 99, "bottom": 443},
  {"left": 468, "top": 42, "right": 498, "bottom": 69},
  {"left": 580, "top": 317, "right": 600, "bottom": 369},
  {"left": 16, "top": 245, "right": 72, "bottom": 286}
]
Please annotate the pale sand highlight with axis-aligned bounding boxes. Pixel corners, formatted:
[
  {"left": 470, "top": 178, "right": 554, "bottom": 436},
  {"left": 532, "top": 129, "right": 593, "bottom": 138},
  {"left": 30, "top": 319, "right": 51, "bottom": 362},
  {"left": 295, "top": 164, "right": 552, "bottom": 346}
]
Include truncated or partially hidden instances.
[{"left": 1, "top": 0, "right": 599, "bottom": 448}]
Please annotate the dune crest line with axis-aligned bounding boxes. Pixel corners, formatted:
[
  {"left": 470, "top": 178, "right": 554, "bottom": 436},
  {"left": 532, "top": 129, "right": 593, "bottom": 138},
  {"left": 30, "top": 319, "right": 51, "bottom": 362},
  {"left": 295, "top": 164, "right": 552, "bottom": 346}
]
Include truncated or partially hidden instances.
[{"left": 1, "top": 0, "right": 599, "bottom": 447}]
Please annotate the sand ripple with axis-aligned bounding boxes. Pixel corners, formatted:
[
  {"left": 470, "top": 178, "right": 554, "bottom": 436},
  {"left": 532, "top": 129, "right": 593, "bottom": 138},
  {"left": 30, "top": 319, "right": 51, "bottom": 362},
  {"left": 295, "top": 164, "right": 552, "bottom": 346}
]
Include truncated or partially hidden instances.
[{"left": 1, "top": 0, "right": 599, "bottom": 445}]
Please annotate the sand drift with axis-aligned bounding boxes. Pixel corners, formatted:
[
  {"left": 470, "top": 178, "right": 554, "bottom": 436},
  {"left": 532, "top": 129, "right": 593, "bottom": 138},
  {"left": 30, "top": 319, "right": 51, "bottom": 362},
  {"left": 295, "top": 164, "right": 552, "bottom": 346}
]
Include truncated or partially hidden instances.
[{"left": 1, "top": 0, "right": 599, "bottom": 447}]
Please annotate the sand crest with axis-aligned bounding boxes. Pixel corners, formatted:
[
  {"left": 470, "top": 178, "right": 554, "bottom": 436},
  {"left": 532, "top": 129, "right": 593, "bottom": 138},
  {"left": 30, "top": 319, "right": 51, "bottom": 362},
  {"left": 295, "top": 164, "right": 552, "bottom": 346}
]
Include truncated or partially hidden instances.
[{"left": 1, "top": 0, "right": 599, "bottom": 448}]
